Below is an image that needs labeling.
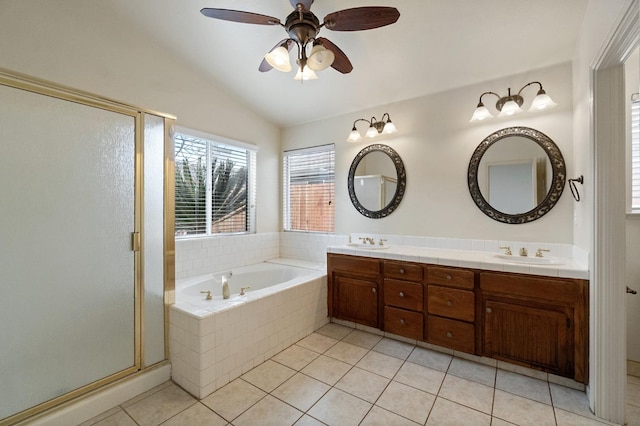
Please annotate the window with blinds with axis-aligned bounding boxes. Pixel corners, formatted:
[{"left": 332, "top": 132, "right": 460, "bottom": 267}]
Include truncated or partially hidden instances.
[
  {"left": 174, "top": 131, "right": 256, "bottom": 237},
  {"left": 283, "top": 144, "right": 335, "bottom": 232},
  {"left": 632, "top": 99, "right": 640, "bottom": 211}
]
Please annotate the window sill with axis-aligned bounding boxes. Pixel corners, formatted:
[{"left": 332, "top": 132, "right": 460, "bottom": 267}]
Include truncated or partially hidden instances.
[{"left": 627, "top": 212, "right": 640, "bottom": 219}]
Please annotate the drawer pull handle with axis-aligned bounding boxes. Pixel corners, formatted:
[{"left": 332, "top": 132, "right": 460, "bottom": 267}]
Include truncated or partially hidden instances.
[
  {"left": 399, "top": 291, "right": 405, "bottom": 297},
  {"left": 486, "top": 307, "right": 492, "bottom": 313},
  {"left": 372, "top": 288, "right": 377, "bottom": 293},
  {"left": 446, "top": 331, "right": 453, "bottom": 338},
  {"left": 400, "top": 318, "right": 406, "bottom": 325},
  {"left": 446, "top": 274, "right": 452, "bottom": 280},
  {"left": 399, "top": 268, "right": 405, "bottom": 274},
  {"left": 447, "top": 300, "right": 452, "bottom": 307}
]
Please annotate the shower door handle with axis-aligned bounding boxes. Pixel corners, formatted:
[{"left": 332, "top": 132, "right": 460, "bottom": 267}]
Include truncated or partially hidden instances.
[{"left": 627, "top": 286, "right": 637, "bottom": 295}]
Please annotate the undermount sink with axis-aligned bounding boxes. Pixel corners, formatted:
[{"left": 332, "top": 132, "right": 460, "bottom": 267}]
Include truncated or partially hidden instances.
[
  {"left": 346, "top": 243, "right": 391, "bottom": 250},
  {"left": 493, "top": 254, "right": 564, "bottom": 265}
]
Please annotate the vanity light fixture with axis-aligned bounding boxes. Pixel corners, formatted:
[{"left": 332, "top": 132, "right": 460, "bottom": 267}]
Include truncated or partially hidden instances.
[
  {"left": 347, "top": 113, "right": 398, "bottom": 143},
  {"left": 469, "top": 81, "right": 557, "bottom": 123}
]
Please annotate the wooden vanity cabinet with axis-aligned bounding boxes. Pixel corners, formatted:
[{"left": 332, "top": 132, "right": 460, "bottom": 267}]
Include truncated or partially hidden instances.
[
  {"left": 327, "top": 254, "right": 381, "bottom": 328},
  {"left": 383, "top": 261, "right": 424, "bottom": 340},
  {"left": 327, "top": 253, "right": 588, "bottom": 384},
  {"left": 426, "top": 266, "right": 477, "bottom": 353},
  {"left": 480, "top": 272, "right": 588, "bottom": 383}
]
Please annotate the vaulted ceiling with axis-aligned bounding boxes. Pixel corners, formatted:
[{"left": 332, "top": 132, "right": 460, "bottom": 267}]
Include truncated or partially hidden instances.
[{"left": 107, "top": 0, "right": 588, "bottom": 128}]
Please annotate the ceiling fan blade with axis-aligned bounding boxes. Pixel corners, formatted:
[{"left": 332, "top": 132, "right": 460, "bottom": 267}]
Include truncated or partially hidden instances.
[
  {"left": 259, "top": 39, "right": 294, "bottom": 72},
  {"left": 323, "top": 7, "right": 400, "bottom": 31},
  {"left": 289, "top": 0, "right": 314, "bottom": 12},
  {"left": 200, "top": 8, "right": 281, "bottom": 25},
  {"left": 316, "top": 38, "right": 353, "bottom": 74}
]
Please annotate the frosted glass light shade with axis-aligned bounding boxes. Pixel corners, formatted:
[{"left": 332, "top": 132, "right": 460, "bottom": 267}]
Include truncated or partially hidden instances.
[
  {"left": 294, "top": 66, "right": 318, "bottom": 80},
  {"left": 347, "top": 129, "right": 363, "bottom": 143},
  {"left": 383, "top": 121, "right": 397, "bottom": 134},
  {"left": 365, "top": 126, "right": 379, "bottom": 139},
  {"left": 529, "top": 92, "right": 557, "bottom": 111},
  {"left": 498, "top": 100, "right": 523, "bottom": 117},
  {"left": 264, "top": 46, "right": 292, "bottom": 72},
  {"left": 470, "top": 105, "right": 493, "bottom": 122},
  {"left": 307, "top": 45, "right": 335, "bottom": 71}
]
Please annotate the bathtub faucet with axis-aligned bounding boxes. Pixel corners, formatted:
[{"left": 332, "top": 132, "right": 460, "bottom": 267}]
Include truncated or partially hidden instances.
[{"left": 240, "top": 286, "right": 251, "bottom": 296}]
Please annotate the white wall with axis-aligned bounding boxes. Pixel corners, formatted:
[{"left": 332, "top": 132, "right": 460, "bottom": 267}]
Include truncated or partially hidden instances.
[
  {"left": 283, "top": 63, "right": 574, "bottom": 244},
  {"left": 0, "top": 0, "right": 281, "bottom": 233}
]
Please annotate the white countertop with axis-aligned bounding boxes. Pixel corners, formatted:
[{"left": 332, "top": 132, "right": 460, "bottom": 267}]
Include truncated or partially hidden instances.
[{"left": 327, "top": 245, "right": 589, "bottom": 280}]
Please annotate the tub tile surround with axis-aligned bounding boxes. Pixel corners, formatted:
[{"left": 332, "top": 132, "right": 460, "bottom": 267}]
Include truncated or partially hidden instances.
[
  {"left": 169, "top": 273, "right": 329, "bottom": 399},
  {"left": 175, "top": 232, "right": 280, "bottom": 280}
]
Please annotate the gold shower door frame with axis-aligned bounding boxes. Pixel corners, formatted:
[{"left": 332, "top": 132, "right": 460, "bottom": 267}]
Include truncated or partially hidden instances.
[{"left": 0, "top": 69, "right": 175, "bottom": 426}]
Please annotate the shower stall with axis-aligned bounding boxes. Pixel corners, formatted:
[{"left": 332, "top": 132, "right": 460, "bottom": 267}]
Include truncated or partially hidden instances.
[{"left": 0, "top": 70, "right": 174, "bottom": 424}]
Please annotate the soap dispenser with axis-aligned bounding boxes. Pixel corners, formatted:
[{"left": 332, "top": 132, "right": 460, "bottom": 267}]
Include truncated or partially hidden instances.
[{"left": 222, "top": 276, "right": 230, "bottom": 299}]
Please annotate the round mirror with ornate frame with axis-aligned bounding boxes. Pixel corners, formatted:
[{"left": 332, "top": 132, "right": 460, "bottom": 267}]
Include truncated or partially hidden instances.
[
  {"left": 467, "top": 126, "right": 566, "bottom": 224},
  {"left": 348, "top": 144, "right": 406, "bottom": 218}
]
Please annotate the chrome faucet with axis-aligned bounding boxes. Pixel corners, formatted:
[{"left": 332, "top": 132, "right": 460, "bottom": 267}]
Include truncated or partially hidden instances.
[
  {"left": 499, "top": 246, "right": 512, "bottom": 255},
  {"left": 536, "top": 248, "right": 550, "bottom": 257},
  {"left": 519, "top": 247, "right": 528, "bottom": 257}
]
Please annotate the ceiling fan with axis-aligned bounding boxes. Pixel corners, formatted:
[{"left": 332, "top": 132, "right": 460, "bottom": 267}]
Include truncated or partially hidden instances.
[{"left": 201, "top": 0, "right": 400, "bottom": 80}]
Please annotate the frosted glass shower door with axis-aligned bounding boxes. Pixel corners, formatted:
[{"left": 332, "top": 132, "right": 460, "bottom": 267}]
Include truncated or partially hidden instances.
[{"left": 0, "top": 84, "right": 138, "bottom": 420}]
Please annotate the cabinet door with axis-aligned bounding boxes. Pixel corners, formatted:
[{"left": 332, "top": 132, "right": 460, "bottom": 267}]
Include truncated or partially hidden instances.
[
  {"left": 334, "top": 274, "right": 379, "bottom": 328},
  {"left": 484, "top": 299, "right": 572, "bottom": 376}
]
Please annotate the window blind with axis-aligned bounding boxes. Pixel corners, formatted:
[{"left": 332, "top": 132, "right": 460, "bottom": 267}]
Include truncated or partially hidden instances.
[
  {"left": 175, "top": 132, "right": 256, "bottom": 236},
  {"left": 283, "top": 144, "right": 335, "bottom": 232}
]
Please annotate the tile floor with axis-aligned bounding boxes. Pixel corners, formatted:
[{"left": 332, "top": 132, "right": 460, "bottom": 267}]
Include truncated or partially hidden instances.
[{"left": 83, "top": 323, "right": 640, "bottom": 426}]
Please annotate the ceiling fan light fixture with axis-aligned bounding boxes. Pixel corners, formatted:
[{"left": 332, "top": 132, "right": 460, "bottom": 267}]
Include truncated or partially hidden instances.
[
  {"left": 264, "top": 46, "right": 292, "bottom": 72},
  {"left": 294, "top": 66, "right": 318, "bottom": 80},
  {"left": 307, "top": 44, "right": 335, "bottom": 71}
]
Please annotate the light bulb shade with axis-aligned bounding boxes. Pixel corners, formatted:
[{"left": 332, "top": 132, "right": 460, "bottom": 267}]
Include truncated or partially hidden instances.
[
  {"left": 307, "top": 44, "right": 335, "bottom": 71},
  {"left": 498, "top": 99, "right": 523, "bottom": 117},
  {"left": 346, "top": 129, "right": 363, "bottom": 143},
  {"left": 529, "top": 92, "right": 557, "bottom": 111},
  {"left": 382, "top": 121, "right": 397, "bottom": 134},
  {"left": 365, "top": 125, "right": 379, "bottom": 139},
  {"left": 264, "top": 46, "right": 292, "bottom": 72},
  {"left": 294, "top": 66, "right": 318, "bottom": 80},
  {"left": 470, "top": 105, "right": 493, "bottom": 122}
]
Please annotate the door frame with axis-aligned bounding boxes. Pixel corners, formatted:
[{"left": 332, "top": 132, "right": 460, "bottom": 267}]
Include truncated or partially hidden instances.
[{"left": 591, "top": 1, "right": 639, "bottom": 422}]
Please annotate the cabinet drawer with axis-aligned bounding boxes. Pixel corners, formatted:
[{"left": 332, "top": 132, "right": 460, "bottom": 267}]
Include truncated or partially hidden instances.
[
  {"left": 384, "top": 261, "right": 423, "bottom": 282},
  {"left": 384, "top": 307, "right": 424, "bottom": 340},
  {"left": 427, "top": 267, "right": 474, "bottom": 289},
  {"left": 427, "top": 316, "right": 475, "bottom": 353},
  {"left": 384, "top": 280, "right": 423, "bottom": 311},
  {"left": 427, "top": 285, "right": 475, "bottom": 322},
  {"left": 329, "top": 254, "right": 380, "bottom": 276}
]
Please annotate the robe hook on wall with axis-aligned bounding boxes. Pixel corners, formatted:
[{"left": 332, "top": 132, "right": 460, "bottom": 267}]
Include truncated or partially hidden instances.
[{"left": 568, "top": 175, "right": 584, "bottom": 202}]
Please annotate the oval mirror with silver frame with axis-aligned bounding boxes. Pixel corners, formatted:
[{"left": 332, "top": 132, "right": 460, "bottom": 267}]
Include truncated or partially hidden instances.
[
  {"left": 468, "top": 126, "right": 566, "bottom": 224},
  {"left": 348, "top": 144, "right": 406, "bottom": 218}
]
